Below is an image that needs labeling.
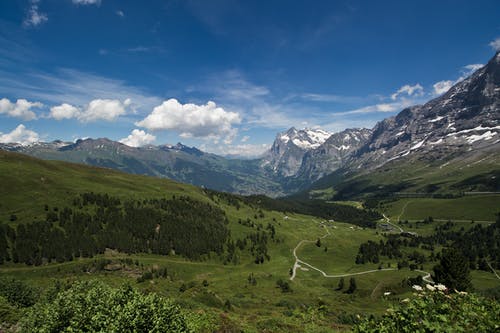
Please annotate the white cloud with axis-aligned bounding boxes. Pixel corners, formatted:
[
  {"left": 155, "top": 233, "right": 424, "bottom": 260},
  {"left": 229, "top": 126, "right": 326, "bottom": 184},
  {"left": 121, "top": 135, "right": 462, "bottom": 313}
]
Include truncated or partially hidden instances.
[
  {"left": 116, "top": 10, "right": 124, "bottom": 17},
  {"left": 489, "top": 37, "right": 500, "bottom": 51},
  {"left": 432, "top": 63, "right": 483, "bottom": 96},
  {"left": 72, "top": 0, "right": 101, "bottom": 5},
  {"left": 0, "top": 98, "right": 41, "bottom": 120},
  {"left": 241, "top": 135, "right": 250, "bottom": 142},
  {"left": 463, "top": 64, "right": 483, "bottom": 73},
  {"left": 79, "top": 99, "right": 128, "bottom": 122},
  {"left": 0, "top": 68, "right": 161, "bottom": 113},
  {"left": 50, "top": 103, "right": 80, "bottom": 120},
  {"left": 391, "top": 84, "right": 424, "bottom": 100},
  {"left": 0, "top": 124, "right": 39, "bottom": 145},
  {"left": 119, "top": 129, "right": 156, "bottom": 147},
  {"left": 212, "top": 143, "right": 271, "bottom": 158},
  {"left": 433, "top": 80, "right": 454, "bottom": 95},
  {"left": 23, "top": 0, "right": 48, "bottom": 28},
  {"left": 49, "top": 99, "right": 129, "bottom": 122},
  {"left": 337, "top": 102, "right": 407, "bottom": 116},
  {"left": 136, "top": 99, "right": 241, "bottom": 141}
]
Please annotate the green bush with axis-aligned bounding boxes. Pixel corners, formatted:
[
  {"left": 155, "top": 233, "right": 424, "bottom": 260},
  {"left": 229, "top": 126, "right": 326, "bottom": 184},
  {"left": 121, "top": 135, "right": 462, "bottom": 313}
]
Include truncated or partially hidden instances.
[
  {"left": 0, "top": 278, "right": 38, "bottom": 308},
  {"left": 354, "top": 286, "right": 500, "bottom": 332},
  {"left": 21, "top": 280, "right": 190, "bottom": 332}
]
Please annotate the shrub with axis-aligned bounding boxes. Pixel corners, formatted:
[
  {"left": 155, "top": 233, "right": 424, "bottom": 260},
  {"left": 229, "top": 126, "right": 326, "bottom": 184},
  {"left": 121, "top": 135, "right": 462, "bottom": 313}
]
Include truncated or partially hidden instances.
[
  {"left": 354, "top": 285, "right": 500, "bottom": 332},
  {"left": 21, "top": 280, "right": 190, "bottom": 332}
]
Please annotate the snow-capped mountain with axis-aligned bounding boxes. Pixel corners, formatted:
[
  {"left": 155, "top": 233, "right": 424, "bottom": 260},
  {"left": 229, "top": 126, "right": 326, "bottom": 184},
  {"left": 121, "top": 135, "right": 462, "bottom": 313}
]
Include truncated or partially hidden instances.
[
  {"left": 1, "top": 52, "right": 499, "bottom": 197},
  {"left": 296, "top": 128, "right": 372, "bottom": 182},
  {"left": 352, "top": 51, "right": 500, "bottom": 169},
  {"left": 261, "top": 127, "right": 332, "bottom": 177}
]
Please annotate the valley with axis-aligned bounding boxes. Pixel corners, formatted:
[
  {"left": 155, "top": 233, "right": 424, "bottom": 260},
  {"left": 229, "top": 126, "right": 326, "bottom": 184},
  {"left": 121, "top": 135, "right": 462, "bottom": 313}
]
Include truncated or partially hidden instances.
[{"left": 0, "top": 150, "right": 498, "bottom": 331}]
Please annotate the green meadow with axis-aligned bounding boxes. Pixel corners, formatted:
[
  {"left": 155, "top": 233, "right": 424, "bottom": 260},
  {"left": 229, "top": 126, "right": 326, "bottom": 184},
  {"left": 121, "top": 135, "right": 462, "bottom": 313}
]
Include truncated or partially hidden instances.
[{"left": 1, "top": 150, "right": 499, "bottom": 331}]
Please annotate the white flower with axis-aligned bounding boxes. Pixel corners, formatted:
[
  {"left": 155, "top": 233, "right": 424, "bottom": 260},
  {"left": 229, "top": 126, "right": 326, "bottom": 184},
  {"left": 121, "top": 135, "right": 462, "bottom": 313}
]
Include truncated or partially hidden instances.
[
  {"left": 412, "top": 285, "right": 423, "bottom": 291},
  {"left": 426, "top": 284, "right": 436, "bottom": 291},
  {"left": 435, "top": 284, "right": 447, "bottom": 291}
]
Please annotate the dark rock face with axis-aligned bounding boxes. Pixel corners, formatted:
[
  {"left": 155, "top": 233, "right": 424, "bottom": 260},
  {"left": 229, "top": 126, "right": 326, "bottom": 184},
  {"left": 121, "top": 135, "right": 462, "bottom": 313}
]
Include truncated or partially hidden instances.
[
  {"left": 352, "top": 52, "right": 500, "bottom": 169},
  {"left": 260, "top": 127, "right": 332, "bottom": 177},
  {"left": 296, "top": 128, "right": 372, "bottom": 182}
]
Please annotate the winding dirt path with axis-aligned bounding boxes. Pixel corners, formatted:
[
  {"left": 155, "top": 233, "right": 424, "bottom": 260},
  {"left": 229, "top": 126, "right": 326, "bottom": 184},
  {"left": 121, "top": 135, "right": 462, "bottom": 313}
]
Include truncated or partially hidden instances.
[
  {"left": 382, "top": 214, "right": 404, "bottom": 233},
  {"left": 397, "top": 200, "right": 412, "bottom": 222},
  {"left": 487, "top": 261, "right": 500, "bottom": 280},
  {"left": 291, "top": 223, "right": 397, "bottom": 280},
  {"left": 290, "top": 221, "right": 435, "bottom": 284}
]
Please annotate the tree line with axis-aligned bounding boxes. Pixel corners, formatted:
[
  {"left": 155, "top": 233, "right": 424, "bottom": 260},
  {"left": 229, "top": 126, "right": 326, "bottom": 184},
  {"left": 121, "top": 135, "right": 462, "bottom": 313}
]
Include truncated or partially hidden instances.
[{"left": 0, "top": 193, "right": 230, "bottom": 265}]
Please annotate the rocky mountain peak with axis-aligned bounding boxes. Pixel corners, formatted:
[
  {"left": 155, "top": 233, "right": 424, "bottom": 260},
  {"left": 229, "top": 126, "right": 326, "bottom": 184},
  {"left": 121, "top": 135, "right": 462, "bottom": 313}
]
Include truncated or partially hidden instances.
[
  {"left": 261, "top": 127, "right": 332, "bottom": 177},
  {"left": 353, "top": 52, "right": 500, "bottom": 169}
]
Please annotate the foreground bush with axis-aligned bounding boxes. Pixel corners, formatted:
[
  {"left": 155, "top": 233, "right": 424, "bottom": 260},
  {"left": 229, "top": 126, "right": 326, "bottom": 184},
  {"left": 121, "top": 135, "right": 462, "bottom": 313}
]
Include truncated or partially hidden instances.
[
  {"left": 21, "top": 280, "right": 189, "bottom": 332},
  {"left": 354, "top": 285, "right": 500, "bottom": 332}
]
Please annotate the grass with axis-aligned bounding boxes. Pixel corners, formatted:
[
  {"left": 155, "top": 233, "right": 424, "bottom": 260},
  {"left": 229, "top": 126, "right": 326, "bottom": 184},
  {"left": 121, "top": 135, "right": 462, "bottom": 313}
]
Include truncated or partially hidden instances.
[
  {"left": 1, "top": 150, "right": 499, "bottom": 331},
  {"left": 382, "top": 196, "right": 500, "bottom": 222}
]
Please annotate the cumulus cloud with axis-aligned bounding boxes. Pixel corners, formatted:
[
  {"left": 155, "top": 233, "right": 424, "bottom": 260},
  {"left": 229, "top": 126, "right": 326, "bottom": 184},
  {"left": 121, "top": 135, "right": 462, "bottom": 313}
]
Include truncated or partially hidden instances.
[
  {"left": 119, "top": 129, "right": 156, "bottom": 147},
  {"left": 432, "top": 63, "right": 483, "bottom": 96},
  {"left": 116, "top": 10, "right": 125, "bottom": 17},
  {"left": 136, "top": 99, "right": 241, "bottom": 141},
  {"left": 0, "top": 124, "right": 39, "bottom": 145},
  {"left": 23, "top": 0, "right": 48, "bottom": 27},
  {"left": 50, "top": 103, "right": 80, "bottom": 120},
  {"left": 391, "top": 84, "right": 424, "bottom": 100},
  {"left": 49, "top": 99, "right": 129, "bottom": 122},
  {"left": 489, "top": 37, "right": 500, "bottom": 51},
  {"left": 433, "top": 80, "right": 454, "bottom": 95},
  {"left": 78, "top": 98, "right": 128, "bottom": 122},
  {"left": 241, "top": 135, "right": 250, "bottom": 142},
  {"left": 0, "top": 98, "right": 42, "bottom": 120},
  {"left": 72, "top": 0, "right": 101, "bottom": 5}
]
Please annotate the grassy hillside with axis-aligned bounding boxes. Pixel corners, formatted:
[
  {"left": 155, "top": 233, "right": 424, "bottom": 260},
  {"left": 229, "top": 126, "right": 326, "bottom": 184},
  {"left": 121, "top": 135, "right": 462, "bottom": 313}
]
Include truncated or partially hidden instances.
[
  {"left": 1, "top": 150, "right": 499, "bottom": 332},
  {"left": 308, "top": 151, "right": 500, "bottom": 200}
]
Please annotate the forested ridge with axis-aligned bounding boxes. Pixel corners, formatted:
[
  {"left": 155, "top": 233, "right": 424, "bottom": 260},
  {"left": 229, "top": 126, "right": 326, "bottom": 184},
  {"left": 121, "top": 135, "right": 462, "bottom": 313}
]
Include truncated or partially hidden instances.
[{"left": 0, "top": 193, "right": 230, "bottom": 265}]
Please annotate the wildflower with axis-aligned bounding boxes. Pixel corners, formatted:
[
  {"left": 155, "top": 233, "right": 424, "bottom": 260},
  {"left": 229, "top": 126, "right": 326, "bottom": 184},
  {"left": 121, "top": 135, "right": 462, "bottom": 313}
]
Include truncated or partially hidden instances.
[
  {"left": 426, "top": 284, "right": 436, "bottom": 291},
  {"left": 401, "top": 298, "right": 410, "bottom": 303},
  {"left": 412, "top": 285, "right": 423, "bottom": 291}
]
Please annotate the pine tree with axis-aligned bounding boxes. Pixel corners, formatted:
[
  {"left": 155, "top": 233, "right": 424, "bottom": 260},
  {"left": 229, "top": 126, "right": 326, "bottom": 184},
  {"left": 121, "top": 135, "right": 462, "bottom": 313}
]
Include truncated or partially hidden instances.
[
  {"left": 433, "top": 248, "right": 472, "bottom": 291},
  {"left": 336, "top": 277, "right": 344, "bottom": 291},
  {"left": 346, "top": 277, "right": 357, "bottom": 294}
]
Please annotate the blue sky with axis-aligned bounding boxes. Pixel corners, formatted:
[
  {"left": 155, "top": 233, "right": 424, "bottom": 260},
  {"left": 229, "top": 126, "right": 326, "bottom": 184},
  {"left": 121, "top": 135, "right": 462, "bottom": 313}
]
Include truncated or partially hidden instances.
[{"left": 0, "top": 0, "right": 499, "bottom": 157}]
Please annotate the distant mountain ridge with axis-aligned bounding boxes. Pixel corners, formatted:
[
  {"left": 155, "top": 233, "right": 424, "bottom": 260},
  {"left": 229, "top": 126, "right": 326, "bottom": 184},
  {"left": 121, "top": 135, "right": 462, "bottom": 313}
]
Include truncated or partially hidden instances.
[{"left": 2, "top": 52, "right": 499, "bottom": 198}]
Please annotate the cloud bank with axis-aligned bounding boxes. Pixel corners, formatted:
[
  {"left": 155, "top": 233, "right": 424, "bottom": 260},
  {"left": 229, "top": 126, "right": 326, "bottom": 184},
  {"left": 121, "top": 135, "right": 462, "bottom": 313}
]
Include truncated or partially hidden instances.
[
  {"left": 0, "top": 98, "right": 42, "bottom": 120},
  {"left": 136, "top": 99, "right": 241, "bottom": 141},
  {"left": 0, "top": 124, "right": 40, "bottom": 145}
]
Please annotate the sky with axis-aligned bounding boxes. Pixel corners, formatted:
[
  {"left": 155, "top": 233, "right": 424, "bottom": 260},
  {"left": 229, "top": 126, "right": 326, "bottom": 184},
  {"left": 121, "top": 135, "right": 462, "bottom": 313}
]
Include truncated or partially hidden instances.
[{"left": 0, "top": 0, "right": 499, "bottom": 157}]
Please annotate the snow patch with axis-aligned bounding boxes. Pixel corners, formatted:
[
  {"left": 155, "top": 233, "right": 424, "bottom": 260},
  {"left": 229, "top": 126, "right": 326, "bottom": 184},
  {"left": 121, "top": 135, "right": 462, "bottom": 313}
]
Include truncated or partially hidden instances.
[
  {"left": 410, "top": 139, "right": 426, "bottom": 150},
  {"left": 465, "top": 131, "right": 497, "bottom": 143},
  {"left": 428, "top": 116, "right": 444, "bottom": 123}
]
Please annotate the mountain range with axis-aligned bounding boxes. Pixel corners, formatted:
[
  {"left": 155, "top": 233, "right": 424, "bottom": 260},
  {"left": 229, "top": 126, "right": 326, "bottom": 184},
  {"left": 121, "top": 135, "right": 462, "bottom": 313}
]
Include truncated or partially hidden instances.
[{"left": 2, "top": 52, "right": 500, "bottom": 198}]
